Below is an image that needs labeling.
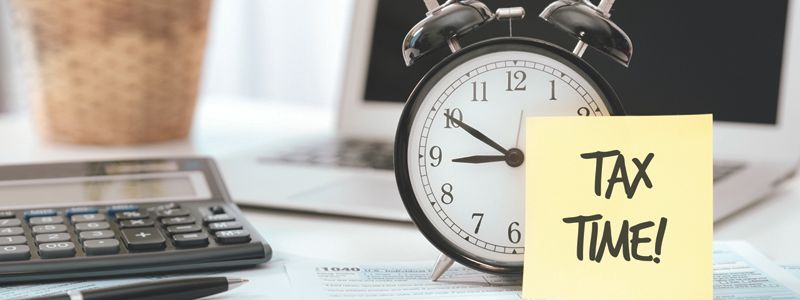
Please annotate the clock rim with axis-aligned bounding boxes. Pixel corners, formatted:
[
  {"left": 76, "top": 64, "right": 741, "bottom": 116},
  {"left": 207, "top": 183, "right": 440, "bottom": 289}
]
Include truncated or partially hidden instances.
[{"left": 394, "top": 37, "right": 626, "bottom": 274}]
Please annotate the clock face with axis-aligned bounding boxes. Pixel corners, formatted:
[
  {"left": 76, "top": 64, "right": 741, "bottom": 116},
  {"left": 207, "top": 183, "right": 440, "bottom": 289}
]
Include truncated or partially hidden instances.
[{"left": 396, "top": 39, "right": 622, "bottom": 272}]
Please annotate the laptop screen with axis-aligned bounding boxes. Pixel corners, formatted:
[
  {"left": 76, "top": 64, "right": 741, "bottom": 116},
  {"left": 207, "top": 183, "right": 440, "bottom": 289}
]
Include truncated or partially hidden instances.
[{"left": 363, "top": 0, "right": 788, "bottom": 125}]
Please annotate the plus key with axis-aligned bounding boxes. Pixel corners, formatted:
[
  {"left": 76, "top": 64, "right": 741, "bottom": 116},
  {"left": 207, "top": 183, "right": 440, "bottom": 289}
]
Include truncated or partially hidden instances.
[{"left": 121, "top": 228, "right": 166, "bottom": 251}]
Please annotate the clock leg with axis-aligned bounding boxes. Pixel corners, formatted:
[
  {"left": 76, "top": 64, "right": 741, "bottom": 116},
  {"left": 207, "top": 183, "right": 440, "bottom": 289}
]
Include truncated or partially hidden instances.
[{"left": 431, "top": 253, "right": 454, "bottom": 281}]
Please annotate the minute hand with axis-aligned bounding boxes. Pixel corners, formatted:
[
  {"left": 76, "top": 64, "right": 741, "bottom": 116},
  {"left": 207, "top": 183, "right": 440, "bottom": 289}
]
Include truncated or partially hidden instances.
[{"left": 444, "top": 113, "right": 508, "bottom": 155}]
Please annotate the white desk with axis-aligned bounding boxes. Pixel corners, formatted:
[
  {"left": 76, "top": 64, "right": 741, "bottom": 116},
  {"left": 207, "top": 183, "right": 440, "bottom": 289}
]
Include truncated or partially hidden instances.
[{"left": 1, "top": 98, "right": 798, "bottom": 296}]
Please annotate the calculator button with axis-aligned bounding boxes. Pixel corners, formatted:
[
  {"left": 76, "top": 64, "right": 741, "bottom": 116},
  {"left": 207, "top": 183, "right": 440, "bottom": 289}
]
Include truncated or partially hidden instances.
[
  {"left": 0, "top": 245, "right": 31, "bottom": 261},
  {"left": 74, "top": 222, "right": 111, "bottom": 232},
  {"left": 0, "top": 211, "right": 15, "bottom": 219},
  {"left": 121, "top": 228, "right": 166, "bottom": 251},
  {"left": 156, "top": 209, "right": 190, "bottom": 218},
  {"left": 0, "top": 236, "right": 27, "bottom": 246},
  {"left": 38, "top": 242, "right": 76, "bottom": 259},
  {"left": 157, "top": 203, "right": 181, "bottom": 210},
  {"left": 208, "top": 221, "right": 243, "bottom": 233},
  {"left": 106, "top": 204, "right": 139, "bottom": 215},
  {"left": 161, "top": 216, "right": 196, "bottom": 227},
  {"left": 65, "top": 207, "right": 98, "bottom": 217},
  {"left": 32, "top": 224, "right": 68, "bottom": 234},
  {"left": 215, "top": 230, "right": 251, "bottom": 244},
  {"left": 79, "top": 230, "right": 115, "bottom": 242},
  {"left": 35, "top": 233, "right": 71, "bottom": 244},
  {"left": 0, "top": 227, "right": 25, "bottom": 236},
  {"left": 0, "top": 219, "right": 21, "bottom": 228},
  {"left": 115, "top": 211, "right": 148, "bottom": 220},
  {"left": 173, "top": 232, "right": 209, "bottom": 248},
  {"left": 24, "top": 209, "right": 57, "bottom": 220},
  {"left": 84, "top": 239, "right": 120, "bottom": 256},
  {"left": 166, "top": 224, "right": 202, "bottom": 235},
  {"left": 0, "top": 227, "right": 24, "bottom": 236},
  {"left": 209, "top": 206, "right": 225, "bottom": 215},
  {"left": 119, "top": 219, "right": 154, "bottom": 228},
  {"left": 203, "top": 214, "right": 235, "bottom": 224},
  {"left": 71, "top": 214, "right": 106, "bottom": 223},
  {"left": 29, "top": 216, "right": 64, "bottom": 225}
]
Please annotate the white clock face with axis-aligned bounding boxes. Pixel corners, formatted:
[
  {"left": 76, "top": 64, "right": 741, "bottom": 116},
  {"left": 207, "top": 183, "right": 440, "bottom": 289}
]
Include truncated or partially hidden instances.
[{"left": 406, "top": 49, "right": 611, "bottom": 267}]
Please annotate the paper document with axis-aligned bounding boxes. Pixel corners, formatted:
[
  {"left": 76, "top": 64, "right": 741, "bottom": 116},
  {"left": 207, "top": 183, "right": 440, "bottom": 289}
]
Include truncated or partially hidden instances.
[
  {"left": 5, "top": 243, "right": 800, "bottom": 299},
  {"left": 0, "top": 275, "right": 168, "bottom": 299},
  {"left": 783, "top": 265, "right": 800, "bottom": 279},
  {"left": 285, "top": 261, "right": 522, "bottom": 299},
  {"left": 714, "top": 241, "right": 800, "bottom": 299},
  {"left": 0, "top": 254, "right": 296, "bottom": 300}
]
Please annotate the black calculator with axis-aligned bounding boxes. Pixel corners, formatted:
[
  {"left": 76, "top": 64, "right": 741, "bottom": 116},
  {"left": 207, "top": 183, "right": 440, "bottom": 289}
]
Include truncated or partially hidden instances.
[{"left": 0, "top": 158, "right": 271, "bottom": 283}]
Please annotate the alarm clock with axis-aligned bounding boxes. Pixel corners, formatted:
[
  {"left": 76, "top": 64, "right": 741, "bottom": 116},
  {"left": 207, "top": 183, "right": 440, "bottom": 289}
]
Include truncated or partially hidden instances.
[{"left": 394, "top": 0, "right": 633, "bottom": 280}]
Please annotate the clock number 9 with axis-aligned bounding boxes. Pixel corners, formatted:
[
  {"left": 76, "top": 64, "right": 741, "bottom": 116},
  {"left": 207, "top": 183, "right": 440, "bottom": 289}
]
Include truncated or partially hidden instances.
[
  {"left": 440, "top": 183, "right": 453, "bottom": 204},
  {"left": 577, "top": 106, "right": 591, "bottom": 116},
  {"left": 429, "top": 146, "right": 442, "bottom": 167},
  {"left": 444, "top": 108, "right": 463, "bottom": 128},
  {"left": 508, "top": 221, "right": 521, "bottom": 244}
]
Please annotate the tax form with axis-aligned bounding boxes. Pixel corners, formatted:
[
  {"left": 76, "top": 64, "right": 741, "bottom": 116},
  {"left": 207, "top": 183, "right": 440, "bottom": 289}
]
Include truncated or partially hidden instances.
[
  {"left": 285, "top": 261, "right": 523, "bottom": 299},
  {"left": 286, "top": 242, "right": 800, "bottom": 300},
  {"left": 5, "top": 242, "right": 800, "bottom": 299},
  {"left": 714, "top": 241, "right": 800, "bottom": 299}
]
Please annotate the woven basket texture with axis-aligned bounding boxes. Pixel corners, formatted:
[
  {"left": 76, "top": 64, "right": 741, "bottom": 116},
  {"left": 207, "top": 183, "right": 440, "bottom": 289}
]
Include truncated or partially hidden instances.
[{"left": 10, "top": 0, "right": 211, "bottom": 145}]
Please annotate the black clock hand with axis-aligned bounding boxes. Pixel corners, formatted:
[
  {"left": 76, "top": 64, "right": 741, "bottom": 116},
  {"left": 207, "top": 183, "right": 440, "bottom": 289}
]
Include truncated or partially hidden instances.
[
  {"left": 444, "top": 113, "right": 508, "bottom": 155},
  {"left": 452, "top": 155, "right": 506, "bottom": 164}
]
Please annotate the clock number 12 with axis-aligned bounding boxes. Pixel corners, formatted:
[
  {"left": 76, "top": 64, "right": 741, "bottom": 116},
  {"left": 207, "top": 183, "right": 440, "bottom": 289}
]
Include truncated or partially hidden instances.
[{"left": 506, "top": 71, "right": 527, "bottom": 91}]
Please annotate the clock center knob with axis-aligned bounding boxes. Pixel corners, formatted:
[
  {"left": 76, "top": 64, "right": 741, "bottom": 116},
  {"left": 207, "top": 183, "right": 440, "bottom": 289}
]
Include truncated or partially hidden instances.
[{"left": 506, "top": 148, "right": 525, "bottom": 167}]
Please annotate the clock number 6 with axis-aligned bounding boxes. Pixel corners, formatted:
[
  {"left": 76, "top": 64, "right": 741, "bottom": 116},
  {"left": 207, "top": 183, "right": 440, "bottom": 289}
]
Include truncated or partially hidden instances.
[
  {"left": 472, "top": 213, "right": 484, "bottom": 234},
  {"left": 508, "top": 222, "right": 521, "bottom": 244},
  {"left": 429, "top": 146, "right": 442, "bottom": 167},
  {"left": 443, "top": 108, "right": 463, "bottom": 129},
  {"left": 441, "top": 183, "right": 454, "bottom": 204}
]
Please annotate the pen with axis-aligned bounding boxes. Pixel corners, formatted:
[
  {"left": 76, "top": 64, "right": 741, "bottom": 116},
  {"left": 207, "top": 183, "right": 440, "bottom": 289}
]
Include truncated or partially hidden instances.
[{"left": 25, "top": 276, "right": 248, "bottom": 300}]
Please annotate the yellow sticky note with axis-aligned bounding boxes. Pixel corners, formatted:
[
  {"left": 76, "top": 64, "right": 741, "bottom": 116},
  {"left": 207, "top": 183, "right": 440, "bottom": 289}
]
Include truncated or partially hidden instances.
[{"left": 523, "top": 115, "right": 712, "bottom": 300}]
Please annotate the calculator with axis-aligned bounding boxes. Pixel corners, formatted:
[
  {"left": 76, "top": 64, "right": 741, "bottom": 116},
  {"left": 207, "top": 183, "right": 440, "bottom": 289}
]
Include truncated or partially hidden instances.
[{"left": 0, "top": 158, "right": 271, "bottom": 283}]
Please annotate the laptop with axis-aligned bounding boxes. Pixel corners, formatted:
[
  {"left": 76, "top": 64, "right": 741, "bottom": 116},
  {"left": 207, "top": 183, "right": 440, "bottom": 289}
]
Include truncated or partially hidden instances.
[{"left": 220, "top": 0, "right": 800, "bottom": 222}]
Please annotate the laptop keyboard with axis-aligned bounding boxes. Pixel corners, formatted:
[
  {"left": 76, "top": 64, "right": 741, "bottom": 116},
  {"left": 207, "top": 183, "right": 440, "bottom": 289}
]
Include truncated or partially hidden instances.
[
  {"left": 714, "top": 161, "right": 745, "bottom": 182},
  {"left": 258, "top": 139, "right": 394, "bottom": 170},
  {"left": 260, "top": 139, "right": 746, "bottom": 181}
]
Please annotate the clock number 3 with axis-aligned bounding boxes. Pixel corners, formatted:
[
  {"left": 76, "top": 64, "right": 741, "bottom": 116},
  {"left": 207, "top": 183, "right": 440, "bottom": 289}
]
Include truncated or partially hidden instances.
[
  {"left": 577, "top": 106, "right": 591, "bottom": 116},
  {"left": 443, "top": 108, "right": 463, "bottom": 128},
  {"left": 472, "top": 213, "right": 484, "bottom": 234},
  {"left": 441, "top": 183, "right": 454, "bottom": 204}
]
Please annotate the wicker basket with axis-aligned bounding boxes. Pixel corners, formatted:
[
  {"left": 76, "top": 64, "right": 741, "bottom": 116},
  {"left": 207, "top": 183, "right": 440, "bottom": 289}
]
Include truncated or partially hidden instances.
[{"left": 9, "top": 0, "right": 211, "bottom": 145}]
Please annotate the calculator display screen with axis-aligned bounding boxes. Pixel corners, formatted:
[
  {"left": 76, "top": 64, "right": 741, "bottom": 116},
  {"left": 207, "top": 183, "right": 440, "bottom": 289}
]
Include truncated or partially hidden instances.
[{"left": 0, "top": 171, "right": 212, "bottom": 209}]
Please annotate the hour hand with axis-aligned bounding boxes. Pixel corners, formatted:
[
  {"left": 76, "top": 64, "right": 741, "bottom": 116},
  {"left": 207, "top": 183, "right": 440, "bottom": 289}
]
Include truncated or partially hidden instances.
[{"left": 452, "top": 155, "right": 506, "bottom": 164}]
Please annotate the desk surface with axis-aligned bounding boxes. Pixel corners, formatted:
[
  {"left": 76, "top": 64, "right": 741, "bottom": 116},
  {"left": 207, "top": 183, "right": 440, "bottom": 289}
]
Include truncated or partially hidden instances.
[{"left": 0, "top": 97, "right": 798, "bottom": 281}]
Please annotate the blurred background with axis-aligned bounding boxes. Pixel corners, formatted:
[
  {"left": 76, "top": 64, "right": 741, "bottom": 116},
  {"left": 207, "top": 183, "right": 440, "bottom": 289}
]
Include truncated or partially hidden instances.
[{"left": 0, "top": 0, "right": 353, "bottom": 114}]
